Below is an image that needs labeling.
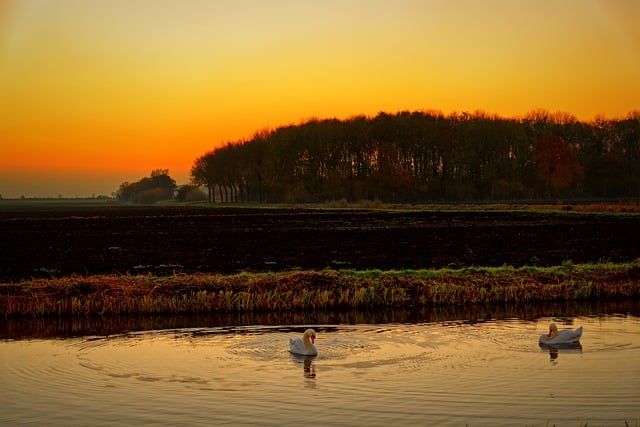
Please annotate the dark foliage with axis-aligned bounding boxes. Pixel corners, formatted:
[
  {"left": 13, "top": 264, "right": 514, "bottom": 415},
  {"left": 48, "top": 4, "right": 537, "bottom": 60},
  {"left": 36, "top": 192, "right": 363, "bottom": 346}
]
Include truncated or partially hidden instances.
[
  {"left": 116, "top": 169, "right": 177, "bottom": 203},
  {"left": 191, "top": 110, "right": 640, "bottom": 203}
]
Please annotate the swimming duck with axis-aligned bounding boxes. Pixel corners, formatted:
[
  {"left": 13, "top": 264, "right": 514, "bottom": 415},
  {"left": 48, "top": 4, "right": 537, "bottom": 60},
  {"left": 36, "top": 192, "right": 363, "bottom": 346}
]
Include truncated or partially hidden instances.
[
  {"left": 539, "top": 323, "right": 583, "bottom": 345},
  {"left": 289, "top": 329, "right": 318, "bottom": 356}
]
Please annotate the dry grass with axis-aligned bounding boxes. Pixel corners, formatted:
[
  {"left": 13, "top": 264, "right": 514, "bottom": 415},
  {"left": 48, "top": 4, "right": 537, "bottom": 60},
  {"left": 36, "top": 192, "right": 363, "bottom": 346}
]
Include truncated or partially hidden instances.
[
  {"left": 2, "top": 262, "right": 640, "bottom": 317},
  {"left": 535, "top": 203, "right": 640, "bottom": 214}
]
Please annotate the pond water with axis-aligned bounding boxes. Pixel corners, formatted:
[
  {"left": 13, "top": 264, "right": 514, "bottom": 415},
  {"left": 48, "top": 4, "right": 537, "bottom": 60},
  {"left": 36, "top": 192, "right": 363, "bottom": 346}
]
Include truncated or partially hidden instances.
[{"left": 2, "top": 306, "right": 640, "bottom": 427}]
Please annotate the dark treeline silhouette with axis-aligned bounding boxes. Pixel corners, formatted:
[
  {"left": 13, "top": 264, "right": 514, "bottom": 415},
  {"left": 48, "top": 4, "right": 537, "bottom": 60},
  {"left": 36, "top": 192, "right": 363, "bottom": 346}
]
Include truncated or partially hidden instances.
[
  {"left": 117, "top": 169, "right": 177, "bottom": 204},
  {"left": 191, "top": 110, "right": 640, "bottom": 203}
]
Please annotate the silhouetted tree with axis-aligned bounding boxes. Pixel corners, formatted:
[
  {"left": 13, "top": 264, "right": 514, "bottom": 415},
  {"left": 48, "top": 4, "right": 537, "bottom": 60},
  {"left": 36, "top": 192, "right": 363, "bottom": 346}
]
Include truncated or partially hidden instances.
[
  {"left": 175, "top": 184, "right": 207, "bottom": 202},
  {"left": 534, "top": 134, "right": 582, "bottom": 196},
  {"left": 191, "top": 110, "right": 639, "bottom": 203},
  {"left": 116, "top": 170, "right": 177, "bottom": 203}
]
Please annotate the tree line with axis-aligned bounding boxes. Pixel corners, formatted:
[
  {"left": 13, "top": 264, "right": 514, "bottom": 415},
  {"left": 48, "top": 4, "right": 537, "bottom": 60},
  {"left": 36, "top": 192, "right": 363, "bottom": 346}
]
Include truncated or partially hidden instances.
[
  {"left": 187, "top": 109, "right": 638, "bottom": 203},
  {"left": 117, "top": 169, "right": 209, "bottom": 203}
]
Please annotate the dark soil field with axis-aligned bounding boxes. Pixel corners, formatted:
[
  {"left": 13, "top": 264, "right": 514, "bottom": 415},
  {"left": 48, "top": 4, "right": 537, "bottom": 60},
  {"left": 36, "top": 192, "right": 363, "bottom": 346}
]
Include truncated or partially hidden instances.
[{"left": 1, "top": 205, "right": 639, "bottom": 281}]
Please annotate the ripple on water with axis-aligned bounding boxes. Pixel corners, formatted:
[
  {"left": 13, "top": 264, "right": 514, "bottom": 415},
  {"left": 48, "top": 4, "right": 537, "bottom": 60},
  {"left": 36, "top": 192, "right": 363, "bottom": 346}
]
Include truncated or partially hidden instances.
[{"left": 3, "top": 317, "right": 640, "bottom": 427}]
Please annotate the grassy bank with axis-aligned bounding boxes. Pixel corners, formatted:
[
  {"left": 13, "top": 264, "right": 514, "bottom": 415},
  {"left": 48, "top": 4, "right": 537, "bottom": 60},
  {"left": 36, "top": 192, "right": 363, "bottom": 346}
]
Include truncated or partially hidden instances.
[{"left": 2, "top": 261, "right": 639, "bottom": 317}]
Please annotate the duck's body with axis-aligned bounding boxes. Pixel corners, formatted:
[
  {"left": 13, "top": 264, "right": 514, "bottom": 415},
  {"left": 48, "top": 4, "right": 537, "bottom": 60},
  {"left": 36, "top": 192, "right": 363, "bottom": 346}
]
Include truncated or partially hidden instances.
[
  {"left": 289, "top": 329, "right": 318, "bottom": 356},
  {"left": 539, "top": 323, "right": 583, "bottom": 345}
]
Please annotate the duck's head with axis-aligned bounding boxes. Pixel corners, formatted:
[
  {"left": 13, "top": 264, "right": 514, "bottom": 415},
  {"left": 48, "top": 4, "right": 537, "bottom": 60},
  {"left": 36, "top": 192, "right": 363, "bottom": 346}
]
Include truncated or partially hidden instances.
[
  {"left": 547, "top": 323, "right": 558, "bottom": 338},
  {"left": 304, "top": 329, "right": 317, "bottom": 344}
]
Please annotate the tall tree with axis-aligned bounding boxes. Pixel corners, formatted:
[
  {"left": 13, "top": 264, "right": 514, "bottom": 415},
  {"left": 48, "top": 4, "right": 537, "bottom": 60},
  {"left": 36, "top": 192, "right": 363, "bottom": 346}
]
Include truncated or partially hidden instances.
[{"left": 534, "top": 134, "right": 582, "bottom": 196}]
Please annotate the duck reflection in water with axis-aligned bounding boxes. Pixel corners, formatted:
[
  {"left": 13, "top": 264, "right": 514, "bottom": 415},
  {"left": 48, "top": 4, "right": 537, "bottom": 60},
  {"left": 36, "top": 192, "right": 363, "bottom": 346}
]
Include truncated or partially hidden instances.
[
  {"left": 290, "top": 354, "right": 317, "bottom": 378},
  {"left": 303, "top": 357, "right": 316, "bottom": 378},
  {"left": 540, "top": 342, "right": 583, "bottom": 361}
]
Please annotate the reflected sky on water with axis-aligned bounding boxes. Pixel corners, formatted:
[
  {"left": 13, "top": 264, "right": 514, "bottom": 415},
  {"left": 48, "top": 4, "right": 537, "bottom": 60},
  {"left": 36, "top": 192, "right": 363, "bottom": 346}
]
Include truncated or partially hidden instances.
[{"left": 2, "top": 301, "right": 640, "bottom": 426}]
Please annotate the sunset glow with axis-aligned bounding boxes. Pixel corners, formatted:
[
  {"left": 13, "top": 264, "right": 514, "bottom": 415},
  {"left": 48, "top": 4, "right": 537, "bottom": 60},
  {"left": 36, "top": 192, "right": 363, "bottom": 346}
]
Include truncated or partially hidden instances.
[{"left": 1, "top": 0, "right": 638, "bottom": 198}]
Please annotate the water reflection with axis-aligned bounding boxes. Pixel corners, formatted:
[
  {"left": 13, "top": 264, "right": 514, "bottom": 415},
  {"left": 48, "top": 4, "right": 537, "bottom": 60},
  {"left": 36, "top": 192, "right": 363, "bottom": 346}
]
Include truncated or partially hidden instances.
[
  {"left": 3, "top": 313, "right": 640, "bottom": 427},
  {"left": 3, "top": 299, "right": 640, "bottom": 340},
  {"left": 304, "top": 357, "right": 316, "bottom": 378},
  {"left": 290, "top": 355, "right": 317, "bottom": 379},
  {"left": 540, "top": 342, "right": 583, "bottom": 361}
]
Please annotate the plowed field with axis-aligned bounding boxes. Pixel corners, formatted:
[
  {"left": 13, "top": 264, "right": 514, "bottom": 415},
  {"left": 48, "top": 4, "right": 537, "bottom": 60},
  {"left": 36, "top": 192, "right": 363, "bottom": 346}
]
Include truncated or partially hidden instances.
[{"left": 1, "top": 205, "right": 639, "bottom": 281}]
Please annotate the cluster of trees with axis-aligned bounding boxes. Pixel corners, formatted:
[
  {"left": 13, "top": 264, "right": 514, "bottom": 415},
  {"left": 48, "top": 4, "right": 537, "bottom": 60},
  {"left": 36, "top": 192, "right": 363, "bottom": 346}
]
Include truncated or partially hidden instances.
[
  {"left": 117, "top": 170, "right": 207, "bottom": 203},
  {"left": 116, "top": 169, "right": 177, "bottom": 203},
  {"left": 191, "top": 110, "right": 640, "bottom": 203}
]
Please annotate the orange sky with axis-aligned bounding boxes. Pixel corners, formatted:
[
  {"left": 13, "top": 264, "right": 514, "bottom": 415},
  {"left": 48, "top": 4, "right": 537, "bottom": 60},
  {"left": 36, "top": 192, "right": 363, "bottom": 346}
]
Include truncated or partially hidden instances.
[{"left": 1, "top": 0, "right": 639, "bottom": 198}]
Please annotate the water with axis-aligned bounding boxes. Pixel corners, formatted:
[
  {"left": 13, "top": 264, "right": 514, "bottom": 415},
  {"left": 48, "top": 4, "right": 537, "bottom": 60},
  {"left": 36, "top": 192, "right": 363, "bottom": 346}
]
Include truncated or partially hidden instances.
[{"left": 2, "top": 309, "right": 640, "bottom": 426}]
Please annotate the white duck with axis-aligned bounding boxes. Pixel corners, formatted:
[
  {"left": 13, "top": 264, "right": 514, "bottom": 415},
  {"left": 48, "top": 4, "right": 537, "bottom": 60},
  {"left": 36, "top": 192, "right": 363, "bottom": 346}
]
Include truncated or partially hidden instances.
[
  {"left": 289, "top": 329, "right": 318, "bottom": 356},
  {"left": 539, "top": 323, "right": 583, "bottom": 345}
]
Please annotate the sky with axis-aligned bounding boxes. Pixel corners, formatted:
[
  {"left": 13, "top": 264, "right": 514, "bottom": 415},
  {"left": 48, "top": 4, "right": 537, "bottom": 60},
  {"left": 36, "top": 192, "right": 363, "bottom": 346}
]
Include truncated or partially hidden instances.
[{"left": 0, "top": 0, "right": 638, "bottom": 198}]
